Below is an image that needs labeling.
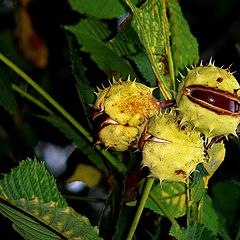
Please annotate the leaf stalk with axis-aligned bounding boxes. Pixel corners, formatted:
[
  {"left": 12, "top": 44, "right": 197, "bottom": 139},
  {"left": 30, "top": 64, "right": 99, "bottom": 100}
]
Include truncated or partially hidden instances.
[
  {"left": 0, "top": 53, "right": 127, "bottom": 173},
  {"left": 126, "top": 177, "right": 155, "bottom": 240}
]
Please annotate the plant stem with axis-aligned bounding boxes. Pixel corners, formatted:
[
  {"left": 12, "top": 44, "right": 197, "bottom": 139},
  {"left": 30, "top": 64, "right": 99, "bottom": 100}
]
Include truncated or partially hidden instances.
[
  {"left": 12, "top": 83, "right": 53, "bottom": 115},
  {"left": 150, "top": 191, "right": 180, "bottom": 227},
  {"left": 0, "top": 53, "right": 92, "bottom": 141},
  {"left": 0, "top": 53, "right": 127, "bottom": 173},
  {"left": 126, "top": 177, "right": 155, "bottom": 240},
  {"left": 166, "top": 49, "right": 176, "bottom": 93}
]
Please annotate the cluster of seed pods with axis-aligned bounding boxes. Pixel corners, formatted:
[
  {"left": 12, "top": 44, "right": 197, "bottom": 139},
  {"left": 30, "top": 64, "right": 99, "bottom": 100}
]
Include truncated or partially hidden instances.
[{"left": 93, "top": 62, "right": 240, "bottom": 183}]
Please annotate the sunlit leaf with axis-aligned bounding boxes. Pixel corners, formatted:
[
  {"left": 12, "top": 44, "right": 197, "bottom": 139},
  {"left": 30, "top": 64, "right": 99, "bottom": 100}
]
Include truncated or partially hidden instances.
[
  {"left": 0, "top": 159, "right": 67, "bottom": 207},
  {"left": 167, "top": 0, "right": 199, "bottom": 75},
  {"left": 149, "top": 182, "right": 186, "bottom": 218},
  {"left": 126, "top": 0, "right": 172, "bottom": 99},
  {"left": 0, "top": 159, "right": 103, "bottom": 239},
  {"left": 128, "top": 182, "right": 186, "bottom": 218},
  {"left": 0, "top": 198, "right": 103, "bottom": 240}
]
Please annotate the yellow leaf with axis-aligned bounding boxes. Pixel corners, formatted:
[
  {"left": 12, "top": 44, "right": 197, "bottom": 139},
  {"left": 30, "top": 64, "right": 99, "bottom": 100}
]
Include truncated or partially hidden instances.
[
  {"left": 203, "top": 143, "right": 226, "bottom": 188},
  {"left": 66, "top": 164, "right": 102, "bottom": 188}
]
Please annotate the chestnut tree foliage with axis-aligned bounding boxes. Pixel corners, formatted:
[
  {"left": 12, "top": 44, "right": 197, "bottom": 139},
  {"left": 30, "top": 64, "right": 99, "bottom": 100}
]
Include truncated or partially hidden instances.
[{"left": 0, "top": 0, "right": 239, "bottom": 240}]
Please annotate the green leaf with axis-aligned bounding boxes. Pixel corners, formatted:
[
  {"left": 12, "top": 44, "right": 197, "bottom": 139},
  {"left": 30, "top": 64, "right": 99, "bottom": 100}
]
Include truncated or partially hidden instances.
[
  {"left": 0, "top": 159, "right": 103, "bottom": 239},
  {"left": 191, "top": 177, "right": 205, "bottom": 204},
  {"left": 211, "top": 180, "right": 240, "bottom": 226},
  {"left": 189, "top": 174, "right": 206, "bottom": 225},
  {"left": 38, "top": 114, "right": 107, "bottom": 173},
  {"left": 66, "top": 33, "right": 95, "bottom": 122},
  {"left": 149, "top": 182, "right": 186, "bottom": 218},
  {"left": 198, "top": 194, "right": 218, "bottom": 235},
  {"left": 112, "top": 205, "right": 129, "bottom": 240},
  {"left": 128, "top": 182, "right": 186, "bottom": 218},
  {"left": 126, "top": 0, "right": 172, "bottom": 99},
  {"left": 0, "top": 62, "right": 18, "bottom": 113},
  {"left": 167, "top": 0, "right": 199, "bottom": 76},
  {"left": 0, "top": 159, "right": 67, "bottom": 207},
  {"left": 130, "top": 52, "right": 157, "bottom": 87},
  {"left": 65, "top": 18, "right": 136, "bottom": 78},
  {"left": 0, "top": 198, "right": 103, "bottom": 240},
  {"left": 170, "top": 223, "right": 216, "bottom": 240},
  {"left": 68, "top": 0, "right": 126, "bottom": 19},
  {"left": 216, "top": 212, "right": 232, "bottom": 240},
  {"left": 110, "top": 31, "right": 138, "bottom": 57}
]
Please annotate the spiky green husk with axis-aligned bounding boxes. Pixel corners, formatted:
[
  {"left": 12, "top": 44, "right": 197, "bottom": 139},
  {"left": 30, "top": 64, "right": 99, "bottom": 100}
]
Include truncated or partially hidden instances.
[
  {"left": 95, "top": 78, "right": 159, "bottom": 127},
  {"left": 94, "top": 77, "right": 160, "bottom": 151},
  {"left": 176, "top": 64, "right": 240, "bottom": 140},
  {"left": 98, "top": 124, "right": 139, "bottom": 151},
  {"left": 178, "top": 97, "right": 239, "bottom": 139},
  {"left": 177, "top": 64, "right": 239, "bottom": 95},
  {"left": 142, "top": 113, "right": 205, "bottom": 183}
]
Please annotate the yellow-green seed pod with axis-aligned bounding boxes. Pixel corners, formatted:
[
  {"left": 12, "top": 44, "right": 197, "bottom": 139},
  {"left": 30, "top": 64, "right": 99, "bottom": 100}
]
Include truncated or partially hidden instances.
[
  {"left": 98, "top": 124, "right": 139, "bottom": 151},
  {"left": 141, "top": 113, "right": 205, "bottom": 183},
  {"left": 93, "top": 77, "right": 160, "bottom": 151},
  {"left": 95, "top": 77, "right": 160, "bottom": 126},
  {"left": 176, "top": 63, "right": 240, "bottom": 141}
]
